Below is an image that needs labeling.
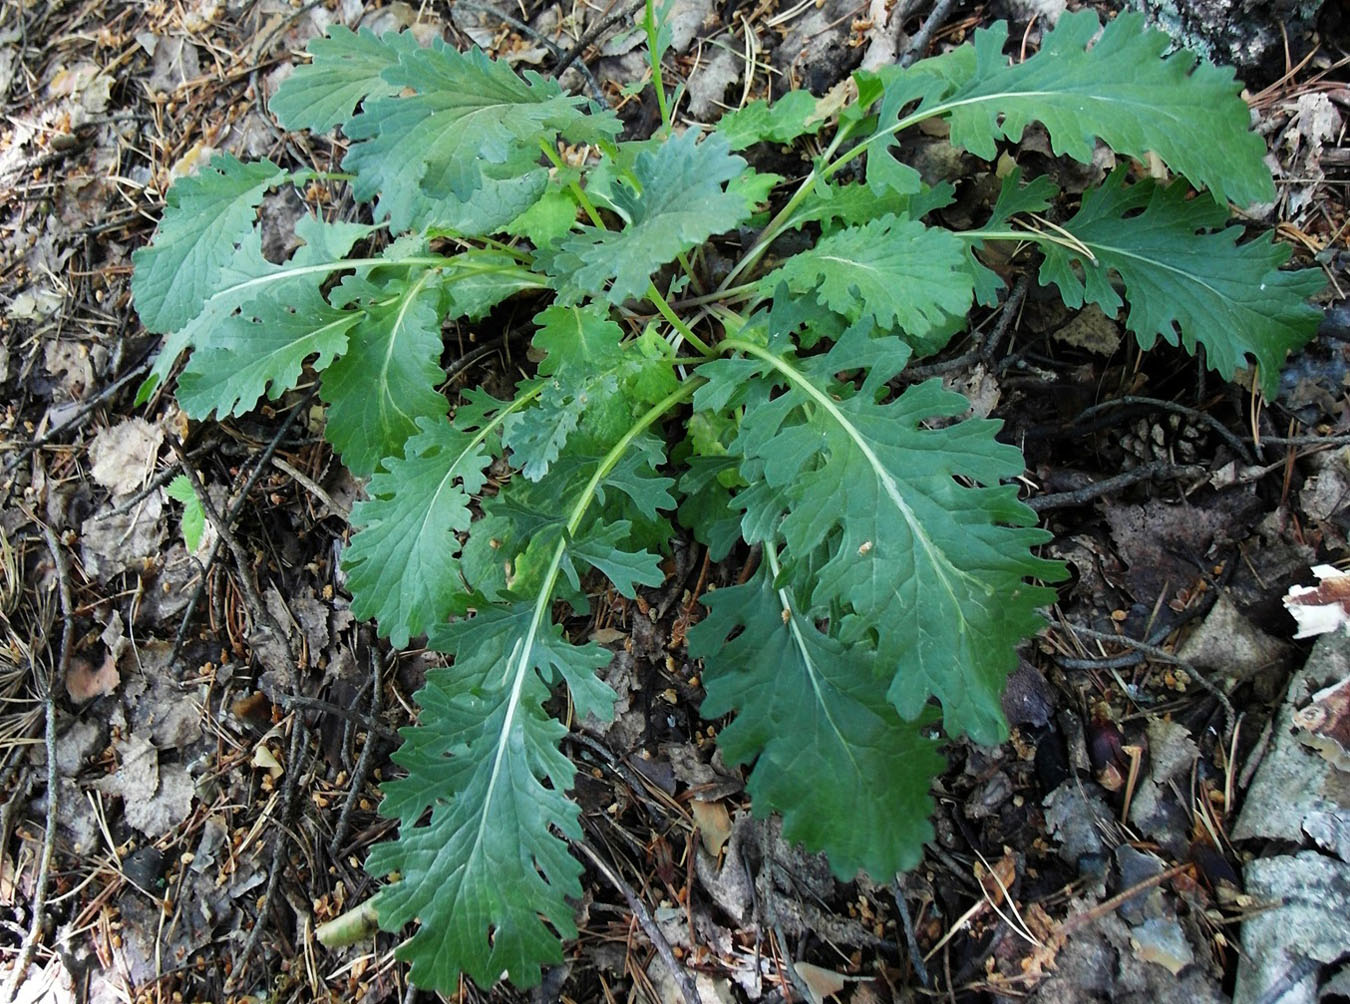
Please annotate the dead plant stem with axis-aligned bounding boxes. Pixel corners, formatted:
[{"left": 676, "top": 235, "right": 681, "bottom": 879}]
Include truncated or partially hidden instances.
[{"left": 2, "top": 519, "right": 72, "bottom": 999}]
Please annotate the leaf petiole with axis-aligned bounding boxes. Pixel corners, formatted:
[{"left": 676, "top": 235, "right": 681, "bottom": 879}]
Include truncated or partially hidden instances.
[{"left": 647, "top": 282, "right": 715, "bottom": 357}]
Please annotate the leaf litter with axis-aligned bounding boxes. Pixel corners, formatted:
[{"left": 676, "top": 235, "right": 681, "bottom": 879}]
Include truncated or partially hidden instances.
[{"left": 0, "top": 0, "right": 1347, "bottom": 1002}]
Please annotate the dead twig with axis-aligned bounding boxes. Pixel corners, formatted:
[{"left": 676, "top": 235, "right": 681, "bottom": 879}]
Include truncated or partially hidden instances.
[
  {"left": 554, "top": 0, "right": 648, "bottom": 77},
  {"left": 167, "top": 437, "right": 291, "bottom": 657},
  {"left": 1063, "top": 625, "right": 1236, "bottom": 730},
  {"left": 2, "top": 520, "right": 71, "bottom": 1000},
  {"left": 170, "top": 393, "right": 313, "bottom": 662},
  {"left": 573, "top": 840, "right": 702, "bottom": 1004},
  {"left": 771, "top": 924, "right": 817, "bottom": 1003},
  {"left": 226, "top": 713, "right": 310, "bottom": 991},
  {"left": 905, "top": 273, "right": 1032, "bottom": 380},
  {"left": 276, "top": 692, "right": 399, "bottom": 744},
  {"left": 452, "top": 1, "right": 607, "bottom": 102},
  {"left": 329, "top": 643, "right": 386, "bottom": 856},
  {"left": 900, "top": 0, "right": 960, "bottom": 67},
  {"left": 0, "top": 354, "right": 153, "bottom": 490},
  {"left": 1028, "top": 461, "right": 1207, "bottom": 512},
  {"left": 892, "top": 876, "right": 931, "bottom": 989},
  {"left": 1058, "top": 862, "right": 1190, "bottom": 936}
]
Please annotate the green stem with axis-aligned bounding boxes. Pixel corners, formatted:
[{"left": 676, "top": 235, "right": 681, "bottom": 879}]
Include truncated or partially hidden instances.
[
  {"left": 647, "top": 282, "right": 714, "bottom": 357},
  {"left": 316, "top": 902, "right": 380, "bottom": 948},
  {"left": 820, "top": 88, "right": 1044, "bottom": 185},
  {"left": 493, "top": 382, "right": 695, "bottom": 721},
  {"left": 644, "top": 0, "right": 672, "bottom": 132},
  {"left": 958, "top": 227, "right": 1096, "bottom": 261},
  {"left": 677, "top": 251, "right": 705, "bottom": 296},
  {"left": 304, "top": 169, "right": 357, "bottom": 184},
  {"left": 565, "top": 382, "right": 694, "bottom": 538},
  {"left": 539, "top": 138, "right": 605, "bottom": 228},
  {"left": 672, "top": 280, "right": 761, "bottom": 309},
  {"left": 717, "top": 122, "right": 856, "bottom": 292}
]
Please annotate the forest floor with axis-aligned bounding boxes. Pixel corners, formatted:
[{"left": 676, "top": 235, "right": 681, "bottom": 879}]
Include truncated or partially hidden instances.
[{"left": 0, "top": 1, "right": 1348, "bottom": 1002}]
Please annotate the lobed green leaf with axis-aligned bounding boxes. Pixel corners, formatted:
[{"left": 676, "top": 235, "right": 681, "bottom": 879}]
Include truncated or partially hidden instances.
[
  {"left": 342, "top": 400, "right": 505, "bottom": 647},
  {"left": 703, "top": 324, "right": 1064, "bottom": 744},
  {"left": 878, "top": 10, "right": 1274, "bottom": 207},
  {"left": 759, "top": 214, "right": 973, "bottom": 347},
  {"left": 691, "top": 563, "right": 943, "bottom": 877},
  {"left": 368, "top": 603, "right": 612, "bottom": 988},
  {"left": 715, "top": 90, "right": 829, "bottom": 149},
  {"left": 341, "top": 38, "right": 619, "bottom": 232},
  {"left": 502, "top": 305, "right": 678, "bottom": 480},
  {"left": 1039, "top": 171, "right": 1325, "bottom": 395},
  {"left": 321, "top": 271, "right": 448, "bottom": 476},
  {"left": 131, "top": 155, "right": 286, "bottom": 334},
  {"left": 171, "top": 215, "right": 374, "bottom": 418},
  {"left": 270, "top": 26, "right": 421, "bottom": 133},
  {"left": 551, "top": 131, "right": 753, "bottom": 304}
]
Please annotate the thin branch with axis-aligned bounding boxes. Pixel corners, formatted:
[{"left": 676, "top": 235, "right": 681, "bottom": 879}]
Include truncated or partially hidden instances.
[
  {"left": 900, "top": 0, "right": 959, "bottom": 67},
  {"left": 1062, "top": 625, "right": 1235, "bottom": 728},
  {"left": 452, "top": 1, "right": 607, "bottom": 101},
  {"left": 1028, "top": 461, "right": 1206, "bottom": 512},
  {"left": 166, "top": 437, "right": 290, "bottom": 654},
  {"left": 275, "top": 692, "right": 399, "bottom": 744},
  {"left": 555, "top": 0, "right": 648, "bottom": 76},
  {"left": 771, "top": 925, "right": 817, "bottom": 1003},
  {"left": 905, "top": 273, "right": 1031, "bottom": 381},
  {"left": 170, "top": 392, "right": 313, "bottom": 662},
  {"left": 329, "top": 642, "right": 386, "bottom": 856},
  {"left": 226, "top": 714, "right": 310, "bottom": 990},
  {"left": 2, "top": 521, "right": 71, "bottom": 1000},
  {"left": 892, "top": 876, "right": 931, "bottom": 989},
  {"left": 574, "top": 840, "right": 702, "bottom": 1004},
  {"left": 0, "top": 354, "right": 153, "bottom": 488}
]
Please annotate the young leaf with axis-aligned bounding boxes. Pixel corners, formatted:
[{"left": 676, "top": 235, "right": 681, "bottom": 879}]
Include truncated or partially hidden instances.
[
  {"left": 131, "top": 155, "right": 286, "bottom": 333},
  {"left": 321, "top": 270, "right": 447, "bottom": 475},
  {"left": 561, "top": 519, "right": 665, "bottom": 599},
  {"left": 508, "top": 176, "right": 582, "bottom": 248},
  {"left": 691, "top": 562, "right": 943, "bottom": 877},
  {"left": 759, "top": 214, "right": 973, "bottom": 343},
  {"left": 368, "top": 604, "right": 613, "bottom": 989},
  {"left": 1039, "top": 171, "right": 1325, "bottom": 395},
  {"left": 343, "top": 399, "right": 509, "bottom": 647},
  {"left": 715, "top": 90, "right": 827, "bottom": 149},
  {"left": 706, "top": 324, "right": 1063, "bottom": 745},
  {"left": 886, "top": 11, "right": 1274, "bottom": 207},
  {"left": 270, "top": 27, "right": 422, "bottom": 133},
  {"left": 455, "top": 440, "right": 676, "bottom": 607},
  {"left": 551, "top": 131, "right": 753, "bottom": 304},
  {"left": 166, "top": 475, "right": 205, "bottom": 551},
  {"left": 436, "top": 250, "right": 547, "bottom": 320},
  {"left": 502, "top": 305, "right": 677, "bottom": 480}
]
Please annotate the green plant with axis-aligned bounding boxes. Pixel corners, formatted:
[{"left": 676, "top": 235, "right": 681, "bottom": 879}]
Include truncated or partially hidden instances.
[{"left": 130, "top": 10, "right": 1324, "bottom": 991}]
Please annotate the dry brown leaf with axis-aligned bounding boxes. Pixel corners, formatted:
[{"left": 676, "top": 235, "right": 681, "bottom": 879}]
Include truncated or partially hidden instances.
[
  {"left": 65, "top": 651, "right": 120, "bottom": 702},
  {"left": 794, "top": 961, "right": 847, "bottom": 1003},
  {"left": 1293, "top": 674, "right": 1350, "bottom": 772},
  {"left": 691, "top": 798, "right": 733, "bottom": 857}
]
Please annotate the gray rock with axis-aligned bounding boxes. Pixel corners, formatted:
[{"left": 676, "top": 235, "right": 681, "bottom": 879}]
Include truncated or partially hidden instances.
[{"left": 1126, "top": 0, "right": 1324, "bottom": 79}]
